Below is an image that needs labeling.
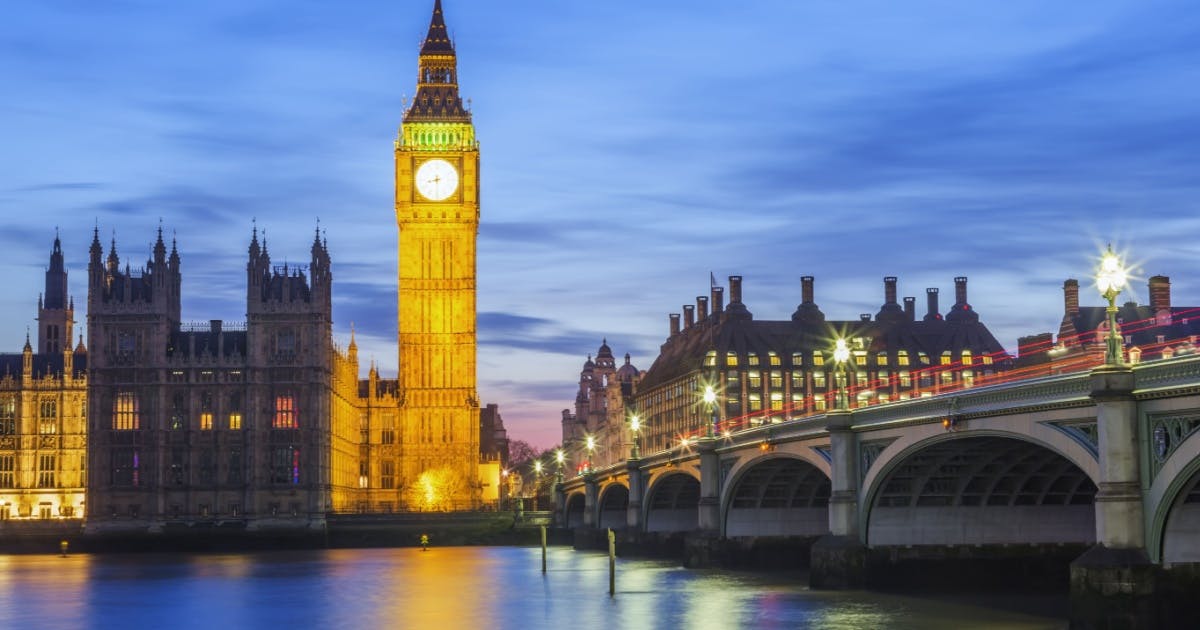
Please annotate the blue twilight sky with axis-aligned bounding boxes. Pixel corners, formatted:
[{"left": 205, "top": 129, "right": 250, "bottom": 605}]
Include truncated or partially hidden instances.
[{"left": 2, "top": 0, "right": 1199, "bottom": 449}]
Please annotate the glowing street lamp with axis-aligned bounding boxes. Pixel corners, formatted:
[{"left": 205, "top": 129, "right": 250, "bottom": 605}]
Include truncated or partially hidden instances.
[
  {"left": 1096, "top": 245, "right": 1129, "bottom": 365},
  {"left": 702, "top": 384, "right": 718, "bottom": 438},
  {"left": 554, "top": 449, "right": 565, "bottom": 484},
  {"left": 833, "top": 338, "right": 851, "bottom": 410},
  {"left": 585, "top": 435, "right": 596, "bottom": 473},
  {"left": 629, "top": 414, "right": 641, "bottom": 459}
]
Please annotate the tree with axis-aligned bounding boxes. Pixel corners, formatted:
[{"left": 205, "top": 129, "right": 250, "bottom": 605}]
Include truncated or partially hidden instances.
[{"left": 507, "top": 439, "right": 539, "bottom": 468}]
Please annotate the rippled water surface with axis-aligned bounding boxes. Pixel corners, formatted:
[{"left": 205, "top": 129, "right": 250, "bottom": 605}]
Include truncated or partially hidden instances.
[{"left": 0, "top": 546, "right": 1067, "bottom": 629}]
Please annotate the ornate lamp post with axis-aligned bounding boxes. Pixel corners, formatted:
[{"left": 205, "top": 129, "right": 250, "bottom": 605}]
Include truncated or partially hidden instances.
[
  {"left": 629, "top": 414, "right": 641, "bottom": 459},
  {"left": 833, "top": 338, "right": 851, "bottom": 410},
  {"left": 585, "top": 435, "right": 596, "bottom": 473},
  {"left": 1096, "top": 245, "right": 1129, "bottom": 365},
  {"left": 554, "top": 449, "right": 565, "bottom": 484},
  {"left": 702, "top": 384, "right": 718, "bottom": 438}
]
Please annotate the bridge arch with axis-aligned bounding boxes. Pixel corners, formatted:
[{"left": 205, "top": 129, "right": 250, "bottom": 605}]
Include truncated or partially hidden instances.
[
  {"left": 1147, "top": 427, "right": 1200, "bottom": 563},
  {"left": 721, "top": 454, "right": 830, "bottom": 538},
  {"left": 862, "top": 433, "right": 1097, "bottom": 546},
  {"left": 564, "top": 491, "right": 586, "bottom": 529},
  {"left": 597, "top": 482, "right": 629, "bottom": 530},
  {"left": 644, "top": 471, "right": 700, "bottom": 532}
]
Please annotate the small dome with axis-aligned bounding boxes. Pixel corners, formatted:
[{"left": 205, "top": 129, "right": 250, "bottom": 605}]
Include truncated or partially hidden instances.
[
  {"left": 582, "top": 354, "right": 595, "bottom": 371},
  {"left": 616, "top": 353, "right": 639, "bottom": 380},
  {"left": 596, "top": 337, "right": 614, "bottom": 359}
]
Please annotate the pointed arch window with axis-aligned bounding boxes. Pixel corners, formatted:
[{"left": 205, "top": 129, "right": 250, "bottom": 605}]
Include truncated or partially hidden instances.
[{"left": 273, "top": 393, "right": 298, "bottom": 429}]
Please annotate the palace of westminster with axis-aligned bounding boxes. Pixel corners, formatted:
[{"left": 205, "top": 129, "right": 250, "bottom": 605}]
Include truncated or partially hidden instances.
[{"left": 0, "top": 1, "right": 509, "bottom": 528}]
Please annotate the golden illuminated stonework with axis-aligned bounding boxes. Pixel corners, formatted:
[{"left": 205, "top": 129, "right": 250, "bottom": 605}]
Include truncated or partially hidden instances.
[{"left": 394, "top": 0, "right": 481, "bottom": 509}]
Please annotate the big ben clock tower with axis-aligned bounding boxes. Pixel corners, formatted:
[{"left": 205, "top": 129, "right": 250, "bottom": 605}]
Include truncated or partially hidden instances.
[{"left": 396, "top": 0, "right": 480, "bottom": 507}]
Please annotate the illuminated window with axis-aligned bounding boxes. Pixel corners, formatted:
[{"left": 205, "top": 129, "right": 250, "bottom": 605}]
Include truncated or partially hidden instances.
[
  {"left": 940, "top": 351, "right": 952, "bottom": 366},
  {"left": 790, "top": 372, "right": 804, "bottom": 389},
  {"left": 725, "top": 352, "right": 738, "bottom": 367},
  {"left": 381, "top": 460, "right": 395, "bottom": 489},
  {"left": 961, "top": 350, "right": 973, "bottom": 365},
  {"left": 37, "top": 454, "right": 56, "bottom": 488},
  {"left": 0, "top": 454, "right": 14, "bottom": 488},
  {"left": 940, "top": 371, "right": 954, "bottom": 385},
  {"left": 748, "top": 353, "right": 760, "bottom": 366},
  {"left": 963, "top": 370, "right": 975, "bottom": 388},
  {"left": 855, "top": 372, "right": 868, "bottom": 387},
  {"left": 704, "top": 350, "right": 717, "bottom": 367},
  {"left": 898, "top": 351, "right": 909, "bottom": 366},
  {"left": 791, "top": 352, "right": 803, "bottom": 366},
  {"left": 748, "top": 393, "right": 762, "bottom": 412},
  {"left": 0, "top": 396, "right": 16, "bottom": 435},
  {"left": 381, "top": 414, "right": 396, "bottom": 445},
  {"left": 918, "top": 352, "right": 929, "bottom": 365},
  {"left": 876, "top": 352, "right": 888, "bottom": 366},
  {"left": 768, "top": 352, "right": 781, "bottom": 366},
  {"left": 814, "top": 395, "right": 827, "bottom": 412},
  {"left": 812, "top": 352, "right": 824, "bottom": 367},
  {"left": 813, "top": 372, "right": 826, "bottom": 388},
  {"left": 748, "top": 371, "right": 762, "bottom": 389},
  {"left": 39, "top": 400, "right": 57, "bottom": 434},
  {"left": 273, "top": 394, "right": 298, "bottom": 429},
  {"left": 770, "top": 392, "right": 783, "bottom": 411},
  {"left": 113, "top": 392, "right": 139, "bottom": 430},
  {"left": 200, "top": 392, "right": 213, "bottom": 430},
  {"left": 854, "top": 352, "right": 867, "bottom": 366},
  {"left": 899, "top": 371, "right": 912, "bottom": 387},
  {"left": 225, "top": 392, "right": 242, "bottom": 430},
  {"left": 982, "top": 355, "right": 993, "bottom": 365},
  {"left": 878, "top": 393, "right": 889, "bottom": 403},
  {"left": 791, "top": 393, "right": 803, "bottom": 409},
  {"left": 770, "top": 371, "right": 783, "bottom": 388}
]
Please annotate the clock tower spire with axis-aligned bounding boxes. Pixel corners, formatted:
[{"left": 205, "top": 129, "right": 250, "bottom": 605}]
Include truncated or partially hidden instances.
[{"left": 394, "top": 0, "right": 481, "bottom": 508}]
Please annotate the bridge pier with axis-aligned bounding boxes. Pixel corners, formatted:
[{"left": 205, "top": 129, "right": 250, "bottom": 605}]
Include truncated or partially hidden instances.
[
  {"left": 626, "top": 458, "right": 643, "bottom": 532},
  {"left": 811, "top": 408, "right": 867, "bottom": 588},
  {"left": 582, "top": 473, "right": 598, "bottom": 529},
  {"left": 1071, "top": 365, "right": 1161, "bottom": 628}
]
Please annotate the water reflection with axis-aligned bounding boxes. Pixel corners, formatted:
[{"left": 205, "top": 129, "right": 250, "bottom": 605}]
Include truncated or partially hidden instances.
[{"left": 0, "top": 547, "right": 1067, "bottom": 629}]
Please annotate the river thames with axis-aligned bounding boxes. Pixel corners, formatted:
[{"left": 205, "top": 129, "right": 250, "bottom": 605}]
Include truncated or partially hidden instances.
[{"left": 0, "top": 546, "right": 1067, "bottom": 629}]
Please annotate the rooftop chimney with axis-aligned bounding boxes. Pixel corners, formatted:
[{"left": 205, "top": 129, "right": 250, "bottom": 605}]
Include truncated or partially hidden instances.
[
  {"left": 954, "top": 277, "right": 968, "bottom": 306},
  {"left": 1063, "top": 279, "right": 1079, "bottom": 316},
  {"left": 697, "top": 296, "right": 709, "bottom": 322},
  {"left": 711, "top": 286, "right": 724, "bottom": 314},
  {"left": 1150, "top": 275, "right": 1171, "bottom": 326},
  {"left": 801, "top": 276, "right": 815, "bottom": 304},
  {"left": 924, "top": 288, "right": 941, "bottom": 321},
  {"left": 726, "top": 275, "right": 751, "bottom": 319},
  {"left": 904, "top": 297, "right": 916, "bottom": 321},
  {"left": 860, "top": 314, "right": 871, "bottom": 321},
  {"left": 884, "top": 276, "right": 898, "bottom": 305},
  {"left": 683, "top": 305, "right": 695, "bottom": 329},
  {"left": 1149, "top": 275, "right": 1171, "bottom": 312},
  {"left": 669, "top": 314, "right": 680, "bottom": 337}
]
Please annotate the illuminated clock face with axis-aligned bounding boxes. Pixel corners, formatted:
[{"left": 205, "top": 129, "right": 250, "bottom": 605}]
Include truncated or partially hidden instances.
[{"left": 415, "top": 159, "right": 459, "bottom": 201}]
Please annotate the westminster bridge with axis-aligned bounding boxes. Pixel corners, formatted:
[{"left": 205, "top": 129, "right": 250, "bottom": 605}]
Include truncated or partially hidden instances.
[{"left": 554, "top": 356, "right": 1200, "bottom": 627}]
